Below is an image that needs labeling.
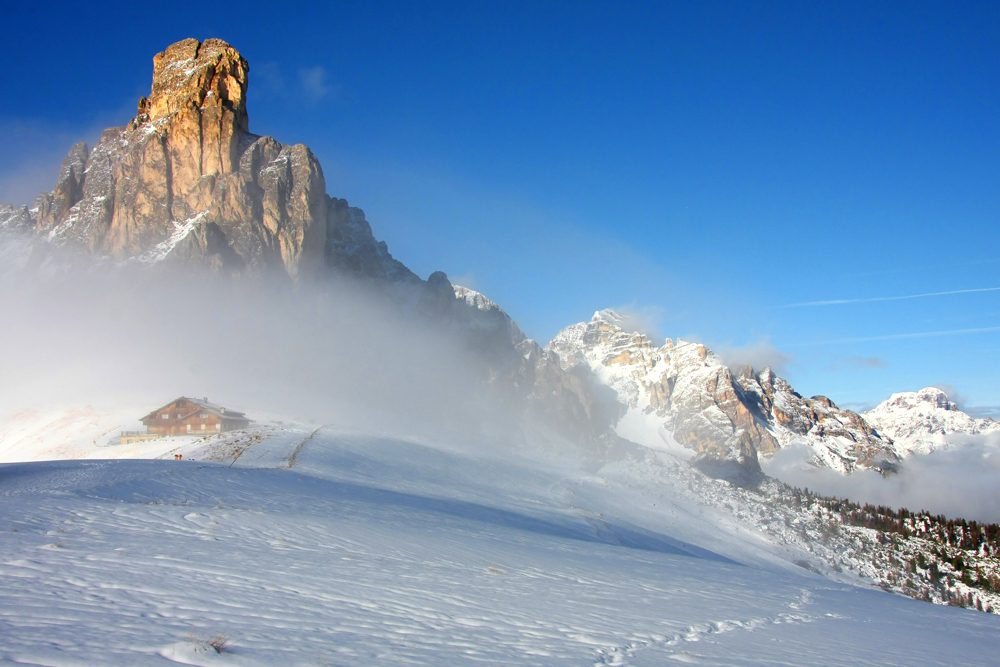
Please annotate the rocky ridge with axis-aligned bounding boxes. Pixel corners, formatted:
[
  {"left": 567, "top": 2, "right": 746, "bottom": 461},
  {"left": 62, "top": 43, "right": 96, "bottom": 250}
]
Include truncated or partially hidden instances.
[
  {"left": 864, "top": 387, "right": 1000, "bottom": 455},
  {"left": 0, "top": 38, "right": 415, "bottom": 285},
  {"left": 0, "top": 38, "right": 612, "bottom": 449},
  {"left": 447, "top": 286, "right": 620, "bottom": 444},
  {"left": 547, "top": 310, "right": 898, "bottom": 474}
]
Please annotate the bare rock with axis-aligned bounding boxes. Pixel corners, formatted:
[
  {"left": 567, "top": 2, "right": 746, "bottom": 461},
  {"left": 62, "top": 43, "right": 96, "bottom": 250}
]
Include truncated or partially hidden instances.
[
  {"left": 34, "top": 141, "right": 88, "bottom": 231},
  {"left": 19, "top": 38, "right": 328, "bottom": 280},
  {"left": 547, "top": 310, "right": 897, "bottom": 474},
  {"left": 0, "top": 204, "right": 35, "bottom": 232},
  {"left": 325, "top": 201, "right": 420, "bottom": 284}
]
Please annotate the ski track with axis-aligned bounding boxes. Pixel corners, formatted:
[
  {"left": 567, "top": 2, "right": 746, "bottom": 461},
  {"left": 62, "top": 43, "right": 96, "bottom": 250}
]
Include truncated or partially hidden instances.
[{"left": 1, "top": 424, "right": 998, "bottom": 665}]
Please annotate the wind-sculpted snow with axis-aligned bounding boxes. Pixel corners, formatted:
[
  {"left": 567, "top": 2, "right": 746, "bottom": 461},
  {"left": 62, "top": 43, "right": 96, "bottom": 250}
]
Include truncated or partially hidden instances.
[
  {"left": 864, "top": 387, "right": 1000, "bottom": 455},
  {"left": 1, "top": 424, "right": 998, "bottom": 665},
  {"left": 547, "top": 310, "right": 897, "bottom": 475}
]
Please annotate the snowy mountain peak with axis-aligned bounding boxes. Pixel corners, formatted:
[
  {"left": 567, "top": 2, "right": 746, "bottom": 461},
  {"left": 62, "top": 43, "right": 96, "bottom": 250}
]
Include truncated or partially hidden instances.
[
  {"left": 455, "top": 285, "right": 503, "bottom": 313},
  {"left": 592, "top": 308, "right": 626, "bottom": 325},
  {"left": 547, "top": 311, "right": 896, "bottom": 474},
  {"left": 864, "top": 387, "right": 1000, "bottom": 455},
  {"left": 890, "top": 387, "right": 957, "bottom": 412}
]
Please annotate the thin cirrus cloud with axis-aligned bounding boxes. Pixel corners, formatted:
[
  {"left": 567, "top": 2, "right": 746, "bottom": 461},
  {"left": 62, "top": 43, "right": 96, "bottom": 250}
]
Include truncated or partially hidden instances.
[
  {"left": 823, "top": 355, "right": 886, "bottom": 372},
  {"left": 778, "top": 286, "right": 1000, "bottom": 308},
  {"left": 842, "top": 355, "right": 885, "bottom": 369},
  {"left": 254, "top": 63, "right": 334, "bottom": 103},
  {"left": 798, "top": 326, "right": 1000, "bottom": 346}
]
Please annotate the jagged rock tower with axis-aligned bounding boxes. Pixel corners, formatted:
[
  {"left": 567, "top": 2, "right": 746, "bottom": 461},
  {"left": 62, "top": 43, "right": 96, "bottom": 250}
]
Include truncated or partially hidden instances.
[
  {"left": 17, "top": 38, "right": 412, "bottom": 282},
  {"left": 0, "top": 37, "right": 615, "bottom": 448}
]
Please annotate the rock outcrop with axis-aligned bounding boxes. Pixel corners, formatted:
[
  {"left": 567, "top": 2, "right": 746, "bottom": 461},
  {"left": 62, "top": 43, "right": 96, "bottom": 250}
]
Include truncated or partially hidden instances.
[
  {"left": 8, "top": 38, "right": 416, "bottom": 284},
  {"left": 0, "top": 37, "right": 615, "bottom": 449},
  {"left": 864, "top": 387, "right": 1000, "bottom": 455},
  {"left": 0, "top": 204, "right": 34, "bottom": 232},
  {"left": 449, "top": 285, "right": 620, "bottom": 443},
  {"left": 547, "top": 310, "right": 898, "bottom": 474}
]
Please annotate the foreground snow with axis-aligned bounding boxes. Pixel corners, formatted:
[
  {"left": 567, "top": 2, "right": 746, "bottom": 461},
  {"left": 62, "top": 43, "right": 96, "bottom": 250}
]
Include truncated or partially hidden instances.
[{"left": 1, "top": 421, "right": 998, "bottom": 665}]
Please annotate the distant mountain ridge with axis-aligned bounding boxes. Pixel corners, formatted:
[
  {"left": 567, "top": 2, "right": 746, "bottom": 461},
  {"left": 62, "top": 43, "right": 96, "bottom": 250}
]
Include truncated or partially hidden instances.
[
  {"left": 548, "top": 310, "right": 897, "bottom": 474},
  {"left": 864, "top": 387, "right": 1000, "bottom": 455}
]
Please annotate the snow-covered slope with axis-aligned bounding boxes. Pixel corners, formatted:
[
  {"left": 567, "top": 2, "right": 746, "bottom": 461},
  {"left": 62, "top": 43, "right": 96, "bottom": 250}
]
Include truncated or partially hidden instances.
[
  {"left": 865, "top": 387, "right": 1000, "bottom": 455},
  {"left": 547, "top": 310, "right": 896, "bottom": 474},
  {"left": 2, "top": 420, "right": 999, "bottom": 665}
]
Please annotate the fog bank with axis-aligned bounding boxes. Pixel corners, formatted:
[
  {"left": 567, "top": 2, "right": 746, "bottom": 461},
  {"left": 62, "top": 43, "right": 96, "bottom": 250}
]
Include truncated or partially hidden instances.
[
  {"left": 0, "top": 251, "right": 506, "bottom": 445},
  {"left": 763, "top": 435, "right": 1000, "bottom": 523}
]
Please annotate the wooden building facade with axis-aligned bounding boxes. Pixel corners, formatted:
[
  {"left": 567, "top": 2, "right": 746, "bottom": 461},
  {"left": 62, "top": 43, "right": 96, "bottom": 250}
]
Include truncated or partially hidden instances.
[{"left": 140, "top": 397, "right": 251, "bottom": 436}]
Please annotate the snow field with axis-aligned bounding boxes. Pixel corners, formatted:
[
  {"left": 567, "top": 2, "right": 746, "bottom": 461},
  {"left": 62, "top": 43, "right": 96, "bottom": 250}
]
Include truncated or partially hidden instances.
[{"left": 1, "top": 425, "right": 998, "bottom": 665}]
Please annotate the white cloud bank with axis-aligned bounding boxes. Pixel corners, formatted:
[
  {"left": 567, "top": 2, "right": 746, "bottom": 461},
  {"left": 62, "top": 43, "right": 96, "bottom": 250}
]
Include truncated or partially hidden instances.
[
  {"left": 609, "top": 303, "right": 664, "bottom": 346},
  {"left": 0, "top": 250, "right": 504, "bottom": 446},
  {"left": 762, "top": 435, "right": 1000, "bottom": 523},
  {"left": 714, "top": 338, "right": 792, "bottom": 374}
]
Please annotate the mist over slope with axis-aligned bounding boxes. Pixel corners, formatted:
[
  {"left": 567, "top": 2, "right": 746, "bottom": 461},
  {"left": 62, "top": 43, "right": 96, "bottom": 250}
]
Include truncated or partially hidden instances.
[
  {"left": 0, "top": 37, "right": 618, "bottom": 457},
  {"left": 0, "top": 263, "right": 477, "bottom": 435}
]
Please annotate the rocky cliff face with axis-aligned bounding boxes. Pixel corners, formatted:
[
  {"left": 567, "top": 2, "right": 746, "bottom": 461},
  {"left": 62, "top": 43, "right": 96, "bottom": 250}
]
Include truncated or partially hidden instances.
[
  {"left": 0, "top": 37, "right": 615, "bottom": 448},
  {"left": 547, "top": 310, "right": 898, "bottom": 474},
  {"left": 449, "top": 286, "right": 621, "bottom": 443},
  {"left": 3, "top": 38, "right": 415, "bottom": 285},
  {"left": 864, "top": 387, "right": 1000, "bottom": 455}
]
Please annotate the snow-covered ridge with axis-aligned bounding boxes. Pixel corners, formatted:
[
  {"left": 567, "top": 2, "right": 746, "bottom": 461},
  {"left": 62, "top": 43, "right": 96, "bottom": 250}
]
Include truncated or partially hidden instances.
[
  {"left": 2, "top": 408, "right": 999, "bottom": 666},
  {"left": 864, "top": 387, "right": 1000, "bottom": 455},
  {"left": 454, "top": 284, "right": 501, "bottom": 313},
  {"left": 546, "top": 309, "right": 895, "bottom": 474},
  {"left": 453, "top": 284, "right": 531, "bottom": 348}
]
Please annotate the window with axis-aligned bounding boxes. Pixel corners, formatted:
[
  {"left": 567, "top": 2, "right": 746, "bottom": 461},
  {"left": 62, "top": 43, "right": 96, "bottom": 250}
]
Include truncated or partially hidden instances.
[
  {"left": 161, "top": 414, "right": 169, "bottom": 419},
  {"left": 199, "top": 413, "right": 208, "bottom": 418}
]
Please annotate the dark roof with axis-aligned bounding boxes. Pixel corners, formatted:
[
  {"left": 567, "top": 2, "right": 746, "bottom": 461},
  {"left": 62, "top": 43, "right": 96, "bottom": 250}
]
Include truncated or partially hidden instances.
[{"left": 141, "top": 397, "right": 251, "bottom": 423}]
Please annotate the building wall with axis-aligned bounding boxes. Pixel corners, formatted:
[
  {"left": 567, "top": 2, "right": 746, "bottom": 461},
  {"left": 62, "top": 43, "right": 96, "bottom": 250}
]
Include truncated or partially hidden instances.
[{"left": 144, "top": 399, "right": 247, "bottom": 435}]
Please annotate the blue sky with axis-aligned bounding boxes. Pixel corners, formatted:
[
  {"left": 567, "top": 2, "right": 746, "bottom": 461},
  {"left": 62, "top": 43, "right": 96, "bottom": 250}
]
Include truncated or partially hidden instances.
[{"left": 1, "top": 1, "right": 998, "bottom": 411}]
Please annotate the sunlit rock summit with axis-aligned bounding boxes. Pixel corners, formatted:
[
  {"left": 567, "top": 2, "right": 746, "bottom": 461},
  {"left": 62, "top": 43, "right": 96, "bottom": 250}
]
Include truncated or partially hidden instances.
[{"left": 3, "top": 38, "right": 413, "bottom": 282}]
